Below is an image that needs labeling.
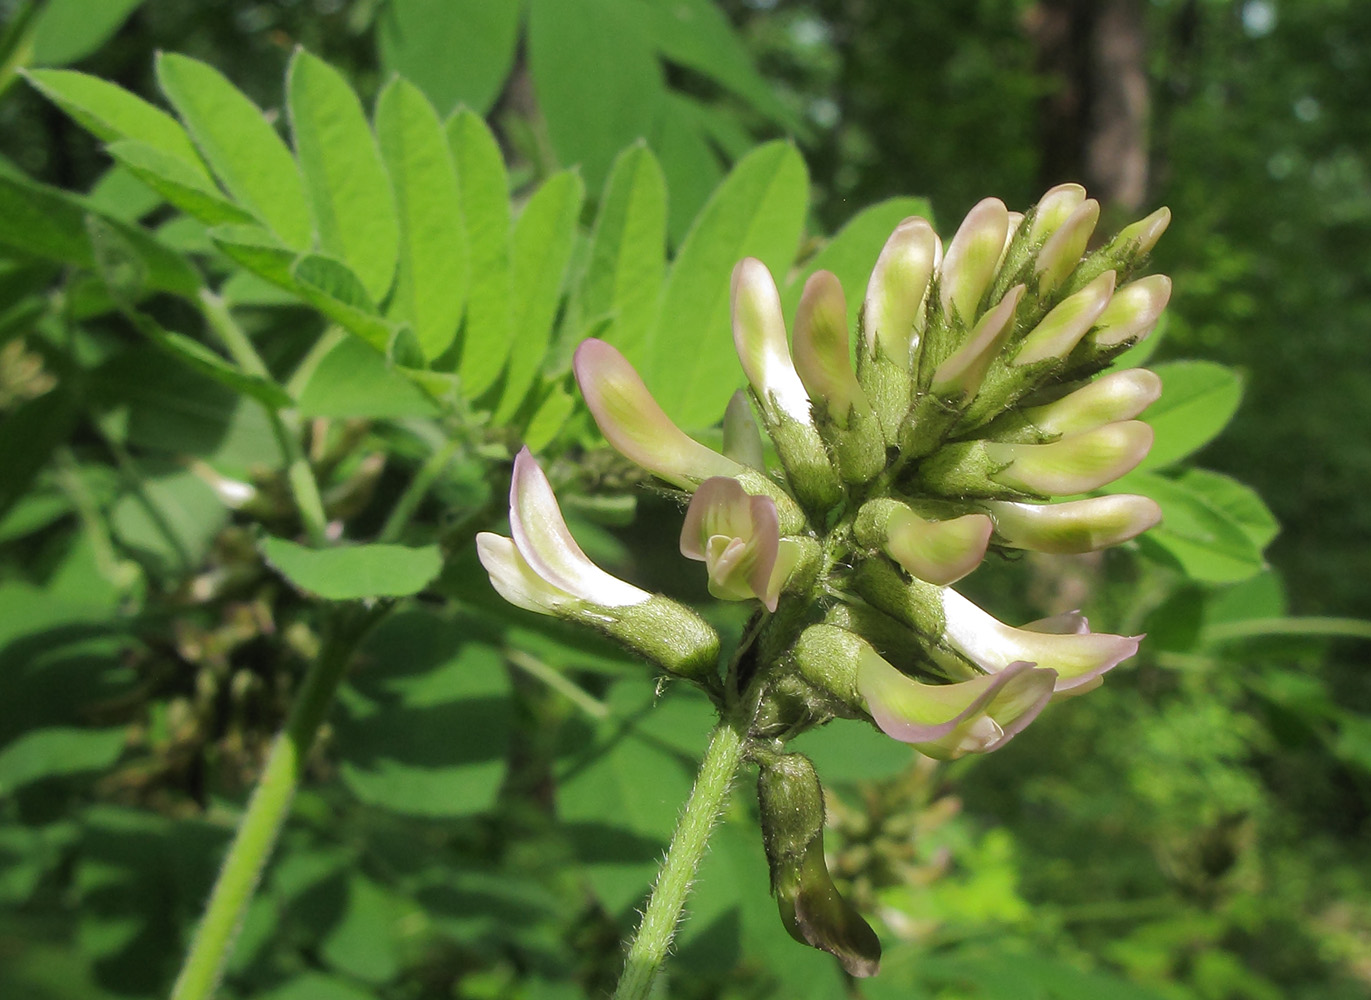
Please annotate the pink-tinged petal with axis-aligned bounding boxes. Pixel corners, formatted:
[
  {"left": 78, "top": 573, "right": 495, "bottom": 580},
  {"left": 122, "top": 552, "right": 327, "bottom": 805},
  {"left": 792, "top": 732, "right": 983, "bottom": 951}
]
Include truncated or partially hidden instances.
[
  {"left": 1092, "top": 275, "right": 1171, "bottom": 347},
  {"left": 508, "top": 448, "right": 650, "bottom": 608},
  {"left": 1034, "top": 198, "right": 1099, "bottom": 292},
  {"left": 1114, "top": 206, "right": 1171, "bottom": 257},
  {"left": 883, "top": 508, "right": 993, "bottom": 587},
  {"left": 939, "top": 587, "right": 1141, "bottom": 690},
  {"left": 574, "top": 339, "right": 743, "bottom": 488},
  {"left": 680, "top": 476, "right": 783, "bottom": 611},
  {"left": 863, "top": 217, "right": 941, "bottom": 361},
  {"left": 986, "top": 495, "right": 1162, "bottom": 553},
  {"left": 794, "top": 270, "right": 868, "bottom": 420},
  {"left": 732, "top": 258, "right": 811, "bottom": 424},
  {"left": 1028, "top": 183, "right": 1087, "bottom": 243},
  {"left": 722, "top": 390, "right": 767, "bottom": 470},
  {"left": 986, "top": 421, "right": 1154, "bottom": 495},
  {"left": 476, "top": 532, "right": 573, "bottom": 616},
  {"left": 857, "top": 650, "right": 1057, "bottom": 758},
  {"left": 1022, "top": 369, "right": 1163, "bottom": 435},
  {"left": 939, "top": 198, "right": 1009, "bottom": 323},
  {"left": 1013, "top": 271, "right": 1117, "bottom": 366},
  {"left": 931, "top": 285, "right": 1025, "bottom": 397}
]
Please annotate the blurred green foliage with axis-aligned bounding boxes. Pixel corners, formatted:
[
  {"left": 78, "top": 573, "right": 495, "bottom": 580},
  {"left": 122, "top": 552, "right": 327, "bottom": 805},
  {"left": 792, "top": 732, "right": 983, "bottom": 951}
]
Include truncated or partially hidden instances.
[{"left": 0, "top": 1, "right": 1366, "bottom": 999}]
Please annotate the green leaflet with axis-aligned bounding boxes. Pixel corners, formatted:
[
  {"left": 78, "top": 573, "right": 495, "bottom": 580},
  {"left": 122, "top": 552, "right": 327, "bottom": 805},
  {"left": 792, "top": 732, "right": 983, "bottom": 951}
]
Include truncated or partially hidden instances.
[
  {"left": 334, "top": 610, "right": 511, "bottom": 817},
  {"left": 375, "top": 77, "right": 467, "bottom": 361},
  {"left": 575, "top": 142, "right": 667, "bottom": 370},
  {"left": 157, "top": 53, "right": 313, "bottom": 249},
  {"left": 296, "top": 336, "right": 439, "bottom": 420},
  {"left": 23, "top": 68, "right": 208, "bottom": 177},
  {"left": 0, "top": 727, "right": 127, "bottom": 797},
  {"left": 650, "top": 93, "right": 725, "bottom": 245},
  {"left": 377, "top": 0, "right": 521, "bottom": 116},
  {"left": 527, "top": 0, "right": 664, "bottom": 192},
  {"left": 1115, "top": 468, "right": 1273, "bottom": 584},
  {"left": 645, "top": 141, "right": 809, "bottom": 429},
  {"left": 0, "top": 171, "right": 198, "bottom": 298},
  {"left": 493, "top": 170, "right": 585, "bottom": 424},
  {"left": 287, "top": 49, "right": 399, "bottom": 302},
  {"left": 28, "top": 0, "right": 144, "bottom": 67},
  {"left": 106, "top": 140, "right": 255, "bottom": 225},
  {"left": 259, "top": 536, "right": 443, "bottom": 601},
  {"left": 556, "top": 678, "right": 714, "bottom": 916},
  {"left": 1140, "top": 360, "right": 1244, "bottom": 470},
  {"left": 640, "top": 0, "right": 804, "bottom": 136},
  {"left": 446, "top": 109, "right": 513, "bottom": 399}
]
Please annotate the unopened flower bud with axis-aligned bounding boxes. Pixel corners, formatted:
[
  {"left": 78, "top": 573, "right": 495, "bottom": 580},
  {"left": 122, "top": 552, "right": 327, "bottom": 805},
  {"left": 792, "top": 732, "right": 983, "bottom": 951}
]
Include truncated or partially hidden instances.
[
  {"left": 863, "top": 217, "right": 940, "bottom": 364},
  {"left": 931, "top": 285, "right": 1025, "bottom": 398},
  {"left": 1027, "top": 183, "right": 1087, "bottom": 243},
  {"left": 1034, "top": 198, "right": 1099, "bottom": 294},
  {"left": 574, "top": 338, "right": 742, "bottom": 488},
  {"left": 1013, "top": 271, "right": 1116, "bottom": 366},
  {"left": 1090, "top": 275, "right": 1172, "bottom": 348},
  {"left": 733, "top": 259, "right": 843, "bottom": 514},
  {"left": 794, "top": 270, "right": 866, "bottom": 423},
  {"left": 722, "top": 390, "right": 767, "bottom": 471},
  {"left": 986, "top": 494, "right": 1162, "bottom": 553},
  {"left": 732, "top": 258, "right": 812, "bottom": 426},
  {"left": 1114, "top": 205, "right": 1171, "bottom": 258},
  {"left": 854, "top": 499, "right": 992, "bottom": 586},
  {"left": 1020, "top": 369, "right": 1163, "bottom": 436},
  {"left": 984, "top": 421, "right": 1154, "bottom": 495},
  {"left": 940, "top": 197, "right": 1009, "bottom": 322},
  {"left": 575, "top": 338, "right": 805, "bottom": 530}
]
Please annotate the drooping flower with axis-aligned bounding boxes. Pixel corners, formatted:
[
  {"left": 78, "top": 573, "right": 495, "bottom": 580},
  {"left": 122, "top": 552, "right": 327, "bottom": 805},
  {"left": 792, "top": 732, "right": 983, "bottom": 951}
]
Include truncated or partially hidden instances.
[{"left": 476, "top": 448, "right": 719, "bottom": 679}]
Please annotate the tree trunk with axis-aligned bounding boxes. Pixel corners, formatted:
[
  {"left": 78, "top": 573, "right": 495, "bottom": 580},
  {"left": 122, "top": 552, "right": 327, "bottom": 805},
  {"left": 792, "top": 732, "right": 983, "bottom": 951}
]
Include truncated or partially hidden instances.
[{"left": 1028, "top": 0, "right": 1150, "bottom": 210}]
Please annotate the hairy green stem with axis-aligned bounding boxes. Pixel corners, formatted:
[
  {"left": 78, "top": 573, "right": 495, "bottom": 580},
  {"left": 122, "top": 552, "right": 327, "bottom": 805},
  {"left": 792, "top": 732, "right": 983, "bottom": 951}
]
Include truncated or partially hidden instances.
[
  {"left": 169, "top": 606, "right": 382, "bottom": 1000},
  {"left": 197, "top": 289, "right": 328, "bottom": 547},
  {"left": 377, "top": 435, "right": 465, "bottom": 544},
  {"left": 612, "top": 720, "right": 747, "bottom": 1000}
]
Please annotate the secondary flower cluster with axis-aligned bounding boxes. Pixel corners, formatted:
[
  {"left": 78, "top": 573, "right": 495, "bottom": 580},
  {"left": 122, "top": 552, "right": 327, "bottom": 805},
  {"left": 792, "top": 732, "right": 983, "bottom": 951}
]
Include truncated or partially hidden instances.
[{"left": 477, "top": 184, "right": 1170, "bottom": 974}]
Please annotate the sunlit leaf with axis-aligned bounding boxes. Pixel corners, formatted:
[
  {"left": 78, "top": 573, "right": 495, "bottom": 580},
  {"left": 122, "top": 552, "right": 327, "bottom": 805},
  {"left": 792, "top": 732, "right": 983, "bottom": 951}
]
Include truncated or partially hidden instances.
[
  {"left": 376, "top": 77, "right": 467, "bottom": 361},
  {"left": 377, "top": 0, "right": 521, "bottom": 116},
  {"left": 447, "top": 110, "right": 513, "bottom": 398},
  {"left": 287, "top": 49, "right": 399, "bottom": 301},
  {"left": 494, "top": 170, "right": 585, "bottom": 422},
  {"left": 646, "top": 141, "right": 808, "bottom": 428},
  {"left": 157, "top": 53, "right": 313, "bottom": 249},
  {"left": 1140, "top": 360, "right": 1244, "bottom": 470},
  {"left": 528, "top": 0, "right": 664, "bottom": 190},
  {"left": 259, "top": 536, "right": 442, "bottom": 601}
]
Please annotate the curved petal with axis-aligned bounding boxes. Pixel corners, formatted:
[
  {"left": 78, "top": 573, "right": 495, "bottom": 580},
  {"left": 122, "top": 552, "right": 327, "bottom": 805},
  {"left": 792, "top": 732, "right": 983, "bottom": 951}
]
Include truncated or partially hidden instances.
[
  {"left": 509, "top": 448, "right": 650, "bottom": 608},
  {"left": 986, "top": 421, "right": 1154, "bottom": 495},
  {"left": 732, "top": 258, "right": 812, "bottom": 424},
  {"left": 940, "top": 197, "right": 1009, "bottom": 323},
  {"left": 857, "top": 649, "right": 1057, "bottom": 758},
  {"left": 475, "top": 532, "right": 573, "bottom": 616},
  {"left": 986, "top": 495, "right": 1163, "bottom": 553},
  {"left": 1013, "top": 271, "right": 1116, "bottom": 366},
  {"left": 939, "top": 587, "right": 1141, "bottom": 690},
  {"left": 864, "top": 217, "right": 941, "bottom": 360},
  {"left": 574, "top": 338, "right": 743, "bottom": 488}
]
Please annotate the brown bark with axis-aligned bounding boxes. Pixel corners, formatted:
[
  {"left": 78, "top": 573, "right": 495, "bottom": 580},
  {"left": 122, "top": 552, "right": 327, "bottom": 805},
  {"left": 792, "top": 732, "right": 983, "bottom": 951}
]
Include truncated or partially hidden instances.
[{"left": 1027, "top": 0, "right": 1151, "bottom": 210}]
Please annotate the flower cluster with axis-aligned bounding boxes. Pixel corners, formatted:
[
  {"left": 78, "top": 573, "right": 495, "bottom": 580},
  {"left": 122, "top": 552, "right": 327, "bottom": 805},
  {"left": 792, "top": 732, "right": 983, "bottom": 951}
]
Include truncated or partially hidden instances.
[{"left": 477, "top": 184, "right": 1170, "bottom": 974}]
